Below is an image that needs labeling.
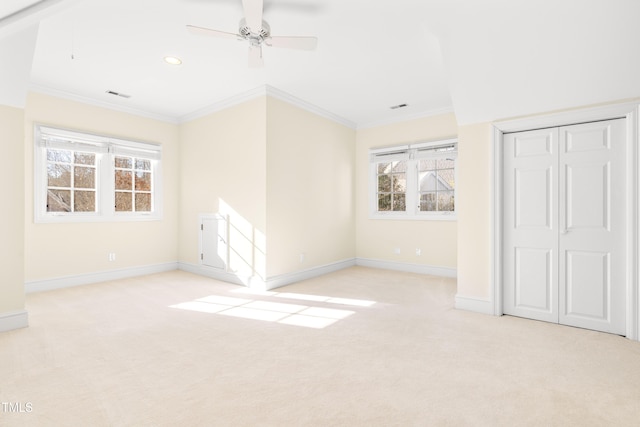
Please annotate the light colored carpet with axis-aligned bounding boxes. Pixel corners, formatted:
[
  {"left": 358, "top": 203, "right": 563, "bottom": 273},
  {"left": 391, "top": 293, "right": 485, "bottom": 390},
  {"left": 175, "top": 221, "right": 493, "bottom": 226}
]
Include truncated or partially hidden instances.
[{"left": 1, "top": 267, "right": 639, "bottom": 426}]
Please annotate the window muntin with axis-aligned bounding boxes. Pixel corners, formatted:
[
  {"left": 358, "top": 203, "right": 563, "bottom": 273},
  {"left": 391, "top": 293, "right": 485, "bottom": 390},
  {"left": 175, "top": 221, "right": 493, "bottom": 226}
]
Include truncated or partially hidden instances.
[
  {"left": 114, "top": 156, "right": 153, "bottom": 212},
  {"left": 377, "top": 160, "right": 407, "bottom": 211},
  {"left": 46, "top": 149, "right": 97, "bottom": 213},
  {"left": 418, "top": 158, "right": 455, "bottom": 212},
  {"left": 35, "top": 125, "right": 162, "bottom": 222},
  {"left": 370, "top": 139, "right": 457, "bottom": 220}
]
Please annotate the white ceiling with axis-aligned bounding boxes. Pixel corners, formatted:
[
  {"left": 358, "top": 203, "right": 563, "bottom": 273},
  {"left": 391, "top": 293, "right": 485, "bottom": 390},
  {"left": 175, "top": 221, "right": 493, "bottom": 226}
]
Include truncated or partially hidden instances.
[
  {"left": 0, "top": 0, "right": 39, "bottom": 18},
  {"left": 2, "top": 0, "right": 640, "bottom": 127}
]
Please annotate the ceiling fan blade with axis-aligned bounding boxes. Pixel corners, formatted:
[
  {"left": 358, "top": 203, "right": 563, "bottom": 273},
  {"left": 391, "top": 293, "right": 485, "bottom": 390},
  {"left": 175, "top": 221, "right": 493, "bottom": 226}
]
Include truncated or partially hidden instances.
[
  {"left": 186, "top": 25, "right": 241, "bottom": 41},
  {"left": 248, "top": 44, "right": 264, "bottom": 68},
  {"left": 265, "top": 36, "right": 318, "bottom": 51},
  {"left": 242, "top": 0, "right": 263, "bottom": 31}
]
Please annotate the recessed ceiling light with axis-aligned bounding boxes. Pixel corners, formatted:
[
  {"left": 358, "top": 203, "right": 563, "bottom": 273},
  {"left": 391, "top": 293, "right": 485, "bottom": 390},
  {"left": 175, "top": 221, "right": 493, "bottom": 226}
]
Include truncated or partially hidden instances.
[{"left": 164, "top": 56, "right": 182, "bottom": 65}]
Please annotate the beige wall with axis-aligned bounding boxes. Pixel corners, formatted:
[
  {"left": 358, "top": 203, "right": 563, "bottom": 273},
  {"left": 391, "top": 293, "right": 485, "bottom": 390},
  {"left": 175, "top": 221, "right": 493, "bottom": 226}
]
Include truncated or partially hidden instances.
[
  {"left": 19, "top": 91, "right": 492, "bottom": 302},
  {"left": 24, "top": 92, "right": 179, "bottom": 282},
  {"left": 266, "top": 97, "right": 356, "bottom": 278},
  {"left": 178, "top": 97, "right": 267, "bottom": 278},
  {"left": 355, "top": 113, "right": 459, "bottom": 269},
  {"left": 17, "top": 89, "right": 635, "bottom": 311},
  {"left": 0, "top": 105, "right": 25, "bottom": 313},
  {"left": 456, "top": 123, "right": 492, "bottom": 298}
]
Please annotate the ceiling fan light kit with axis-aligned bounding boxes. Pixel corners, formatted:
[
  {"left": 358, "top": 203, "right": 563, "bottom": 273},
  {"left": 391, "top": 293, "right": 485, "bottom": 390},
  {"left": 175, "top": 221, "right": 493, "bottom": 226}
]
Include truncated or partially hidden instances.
[{"left": 186, "top": 0, "right": 317, "bottom": 68}]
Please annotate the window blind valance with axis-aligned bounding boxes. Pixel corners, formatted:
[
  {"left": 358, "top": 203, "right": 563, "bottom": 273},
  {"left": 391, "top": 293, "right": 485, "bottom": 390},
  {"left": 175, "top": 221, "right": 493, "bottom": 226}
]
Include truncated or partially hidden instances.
[
  {"left": 370, "top": 138, "right": 457, "bottom": 161},
  {"left": 37, "top": 125, "right": 162, "bottom": 160}
]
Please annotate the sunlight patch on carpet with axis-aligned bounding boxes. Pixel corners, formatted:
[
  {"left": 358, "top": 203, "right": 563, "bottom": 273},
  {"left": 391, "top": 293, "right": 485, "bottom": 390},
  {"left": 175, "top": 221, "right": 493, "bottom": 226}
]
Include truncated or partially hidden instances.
[
  {"left": 220, "top": 307, "right": 290, "bottom": 322},
  {"left": 232, "top": 289, "right": 376, "bottom": 307},
  {"left": 279, "top": 314, "right": 339, "bottom": 329},
  {"left": 169, "top": 290, "right": 363, "bottom": 329}
]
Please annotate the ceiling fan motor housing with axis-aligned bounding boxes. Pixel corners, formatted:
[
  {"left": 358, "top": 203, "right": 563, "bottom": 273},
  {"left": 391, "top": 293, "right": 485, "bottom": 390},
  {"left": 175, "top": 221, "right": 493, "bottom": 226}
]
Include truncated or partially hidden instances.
[{"left": 239, "top": 18, "right": 270, "bottom": 45}]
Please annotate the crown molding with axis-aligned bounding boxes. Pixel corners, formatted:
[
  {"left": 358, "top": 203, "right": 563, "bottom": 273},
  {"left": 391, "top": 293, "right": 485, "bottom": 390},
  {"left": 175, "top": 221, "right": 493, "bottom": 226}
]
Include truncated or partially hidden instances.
[
  {"left": 357, "top": 106, "right": 456, "bottom": 130},
  {"left": 29, "top": 84, "right": 179, "bottom": 124},
  {"left": 264, "top": 85, "right": 357, "bottom": 129},
  {"left": 30, "top": 82, "right": 452, "bottom": 131},
  {"left": 179, "top": 84, "right": 357, "bottom": 129},
  {"left": 178, "top": 85, "right": 268, "bottom": 123}
]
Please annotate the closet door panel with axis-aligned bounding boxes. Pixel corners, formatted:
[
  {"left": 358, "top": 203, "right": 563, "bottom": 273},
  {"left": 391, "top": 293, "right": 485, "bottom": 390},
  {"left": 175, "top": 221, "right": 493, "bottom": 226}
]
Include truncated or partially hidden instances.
[
  {"left": 503, "top": 128, "right": 559, "bottom": 323},
  {"left": 565, "top": 250, "right": 609, "bottom": 320},
  {"left": 558, "top": 119, "right": 626, "bottom": 335}
]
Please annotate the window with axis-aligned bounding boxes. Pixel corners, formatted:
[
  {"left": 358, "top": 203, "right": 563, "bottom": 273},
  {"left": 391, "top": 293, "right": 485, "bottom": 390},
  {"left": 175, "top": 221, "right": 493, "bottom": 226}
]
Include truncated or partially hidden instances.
[
  {"left": 35, "top": 125, "right": 162, "bottom": 222},
  {"left": 114, "top": 156, "right": 153, "bottom": 212},
  {"left": 370, "top": 139, "right": 457, "bottom": 220},
  {"left": 375, "top": 156, "right": 407, "bottom": 212},
  {"left": 46, "top": 149, "right": 97, "bottom": 213}
]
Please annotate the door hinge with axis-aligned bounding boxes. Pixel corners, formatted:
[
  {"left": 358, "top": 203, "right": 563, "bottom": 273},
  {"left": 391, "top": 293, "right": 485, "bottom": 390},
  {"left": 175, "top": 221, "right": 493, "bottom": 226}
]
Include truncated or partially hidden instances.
[
  {"left": 201, "top": 224, "right": 203, "bottom": 230},
  {"left": 200, "top": 253, "right": 203, "bottom": 260}
]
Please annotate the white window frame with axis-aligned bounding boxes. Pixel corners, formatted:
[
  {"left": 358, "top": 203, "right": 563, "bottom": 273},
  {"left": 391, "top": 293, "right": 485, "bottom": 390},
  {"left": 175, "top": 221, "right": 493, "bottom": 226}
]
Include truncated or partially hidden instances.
[
  {"left": 369, "top": 138, "right": 457, "bottom": 221},
  {"left": 34, "top": 124, "right": 163, "bottom": 223}
]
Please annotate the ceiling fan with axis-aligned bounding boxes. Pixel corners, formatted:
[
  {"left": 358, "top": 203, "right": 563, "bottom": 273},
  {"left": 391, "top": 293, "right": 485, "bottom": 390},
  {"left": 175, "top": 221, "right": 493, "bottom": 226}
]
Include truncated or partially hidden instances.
[{"left": 186, "top": 0, "right": 318, "bottom": 68}]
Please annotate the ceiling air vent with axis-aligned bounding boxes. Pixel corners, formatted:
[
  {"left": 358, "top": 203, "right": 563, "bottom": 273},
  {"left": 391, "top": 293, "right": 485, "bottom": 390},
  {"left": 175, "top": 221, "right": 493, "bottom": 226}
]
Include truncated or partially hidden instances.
[
  {"left": 390, "top": 103, "right": 408, "bottom": 110},
  {"left": 106, "top": 90, "right": 131, "bottom": 99}
]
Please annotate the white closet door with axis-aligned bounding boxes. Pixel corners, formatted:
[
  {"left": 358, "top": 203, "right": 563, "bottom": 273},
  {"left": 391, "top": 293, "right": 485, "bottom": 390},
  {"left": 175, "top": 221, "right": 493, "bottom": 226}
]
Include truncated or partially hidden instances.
[
  {"left": 558, "top": 119, "right": 626, "bottom": 334},
  {"left": 503, "top": 118, "right": 627, "bottom": 335},
  {"left": 503, "top": 128, "right": 559, "bottom": 323}
]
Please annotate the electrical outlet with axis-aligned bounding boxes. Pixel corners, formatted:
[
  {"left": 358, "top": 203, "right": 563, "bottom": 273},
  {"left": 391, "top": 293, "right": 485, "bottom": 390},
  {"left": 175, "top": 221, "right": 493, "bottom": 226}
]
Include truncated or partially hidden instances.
[
  {"left": 299, "top": 253, "right": 305, "bottom": 263},
  {"left": 393, "top": 248, "right": 401, "bottom": 255},
  {"left": 416, "top": 248, "right": 421, "bottom": 256},
  {"left": 108, "top": 253, "right": 116, "bottom": 262}
]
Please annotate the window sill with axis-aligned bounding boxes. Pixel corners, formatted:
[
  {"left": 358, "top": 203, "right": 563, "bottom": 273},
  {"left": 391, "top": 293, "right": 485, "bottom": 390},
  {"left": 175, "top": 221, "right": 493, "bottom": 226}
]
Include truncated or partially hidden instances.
[
  {"left": 369, "top": 212, "right": 457, "bottom": 221},
  {"left": 34, "top": 213, "right": 162, "bottom": 224}
]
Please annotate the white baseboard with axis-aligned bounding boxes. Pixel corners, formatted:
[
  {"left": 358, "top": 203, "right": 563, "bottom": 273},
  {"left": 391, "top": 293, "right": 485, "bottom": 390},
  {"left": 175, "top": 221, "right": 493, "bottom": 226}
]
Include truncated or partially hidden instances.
[
  {"left": 264, "top": 258, "right": 356, "bottom": 290},
  {"left": 25, "top": 262, "right": 179, "bottom": 293},
  {"left": 183, "top": 258, "right": 457, "bottom": 291},
  {"left": 356, "top": 258, "right": 457, "bottom": 278},
  {"left": 178, "top": 258, "right": 357, "bottom": 291},
  {"left": 454, "top": 294, "right": 494, "bottom": 315},
  {"left": 177, "top": 262, "right": 252, "bottom": 287},
  {"left": 0, "top": 310, "right": 28, "bottom": 333}
]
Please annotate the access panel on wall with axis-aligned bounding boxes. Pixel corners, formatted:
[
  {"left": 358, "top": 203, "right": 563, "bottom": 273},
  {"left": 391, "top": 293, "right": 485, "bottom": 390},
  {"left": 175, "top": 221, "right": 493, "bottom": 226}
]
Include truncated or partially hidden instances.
[
  {"left": 502, "top": 118, "right": 626, "bottom": 335},
  {"left": 200, "top": 214, "right": 228, "bottom": 270}
]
